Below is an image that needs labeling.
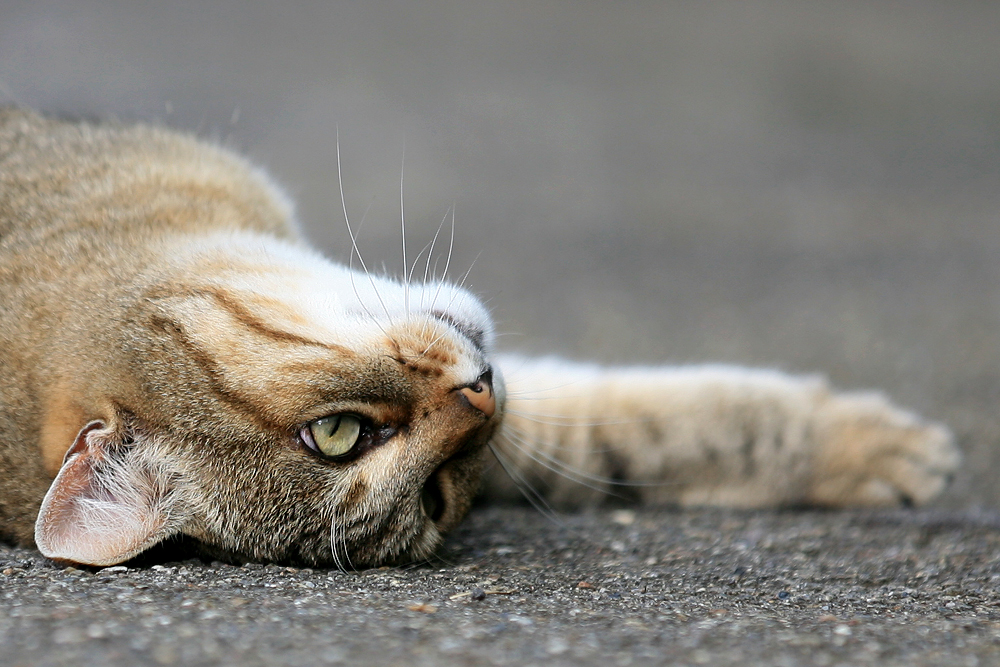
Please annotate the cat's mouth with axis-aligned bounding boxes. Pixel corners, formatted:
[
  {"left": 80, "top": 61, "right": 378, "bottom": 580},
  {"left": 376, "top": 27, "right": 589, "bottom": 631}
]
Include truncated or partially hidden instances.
[
  {"left": 420, "top": 469, "right": 446, "bottom": 523},
  {"left": 417, "top": 433, "right": 491, "bottom": 532}
]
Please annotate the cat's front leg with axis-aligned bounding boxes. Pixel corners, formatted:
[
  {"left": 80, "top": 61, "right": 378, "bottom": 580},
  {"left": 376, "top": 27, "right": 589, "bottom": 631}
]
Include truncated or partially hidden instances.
[
  {"left": 486, "top": 357, "right": 960, "bottom": 509},
  {"left": 801, "top": 387, "right": 958, "bottom": 507}
]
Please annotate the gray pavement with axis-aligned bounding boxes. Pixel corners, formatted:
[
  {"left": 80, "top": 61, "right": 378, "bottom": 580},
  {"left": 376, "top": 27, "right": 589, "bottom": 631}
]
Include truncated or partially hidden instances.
[
  {"left": 2, "top": 1, "right": 1000, "bottom": 665},
  {"left": 5, "top": 507, "right": 1000, "bottom": 666}
]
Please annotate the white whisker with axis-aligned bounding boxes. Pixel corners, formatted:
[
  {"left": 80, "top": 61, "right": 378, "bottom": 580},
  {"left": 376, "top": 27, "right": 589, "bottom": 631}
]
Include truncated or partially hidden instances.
[
  {"left": 407, "top": 241, "right": 432, "bottom": 297},
  {"left": 499, "top": 427, "right": 667, "bottom": 488},
  {"left": 408, "top": 235, "right": 436, "bottom": 290},
  {"left": 437, "top": 250, "right": 482, "bottom": 319},
  {"left": 501, "top": 422, "right": 629, "bottom": 454},
  {"left": 428, "top": 207, "right": 456, "bottom": 313},
  {"left": 504, "top": 408, "right": 643, "bottom": 427},
  {"left": 495, "top": 432, "right": 627, "bottom": 496},
  {"left": 487, "top": 442, "right": 567, "bottom": 528},
  {"left": 423, "top": 207, "right": 451, "bottom": 294},
  {"left": 337, "top": 127, "right": 392, "bottom": 322},
  {"left": 419, "top": 329, "right": 449, "bottom": 358},
  {"left": 503, "top": 421, "right": 591, "bottom": 450},
  {"left": 407, "top": 208, "right": 450, "bottom": 339},
  {"left": 501, "top": 392, "right": 592, "bottom": 402},
  {"left": 330, "top": 503, "right": 346, "bottom": 573},
  {"left": 346, "top": 201, "right": 391, "bottom": 338},
  {"left": 399, "top": 145, "right": 409, "bottom": 318},
  {"left": 421, "top": 250, "right": 482, "bottom": 359},
  {"left": 455, "top": 251, "right": 482, "bottom": 293},
  {"left": 417, "top": 206, "right": 452, "bottom": 337}
]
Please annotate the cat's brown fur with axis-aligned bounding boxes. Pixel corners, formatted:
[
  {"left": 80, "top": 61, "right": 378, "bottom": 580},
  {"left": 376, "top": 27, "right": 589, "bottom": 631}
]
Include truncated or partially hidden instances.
[{"left": 0, "top": 109, "right": 961, "bottom": 568}]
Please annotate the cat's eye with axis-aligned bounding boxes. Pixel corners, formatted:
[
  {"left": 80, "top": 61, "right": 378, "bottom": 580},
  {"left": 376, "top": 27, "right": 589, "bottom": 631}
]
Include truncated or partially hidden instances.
[{"left": 301, "top": 414, "right": 363, "bottom": 458}]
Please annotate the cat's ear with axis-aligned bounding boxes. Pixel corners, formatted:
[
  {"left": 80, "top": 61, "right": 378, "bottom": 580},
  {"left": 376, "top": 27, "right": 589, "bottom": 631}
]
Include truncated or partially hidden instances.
[{"left": 34, "top": 420, "right": 183, "bottom": 566}]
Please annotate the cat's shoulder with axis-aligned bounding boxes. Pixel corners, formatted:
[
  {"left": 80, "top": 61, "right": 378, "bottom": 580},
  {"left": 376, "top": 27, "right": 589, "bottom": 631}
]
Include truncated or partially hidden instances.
[{"left": 0, "top": 108, "right": 297, "bottom": 242}]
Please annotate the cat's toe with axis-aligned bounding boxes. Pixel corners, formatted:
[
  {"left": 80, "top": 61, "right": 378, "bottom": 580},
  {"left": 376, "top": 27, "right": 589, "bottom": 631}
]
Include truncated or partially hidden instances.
[{"left": 806, "top": 392, "right": 961, "bottom": 508}]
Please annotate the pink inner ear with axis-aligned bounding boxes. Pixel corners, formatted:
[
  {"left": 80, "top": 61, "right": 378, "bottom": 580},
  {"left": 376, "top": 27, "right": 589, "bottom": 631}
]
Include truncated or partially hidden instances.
[{"left": 34, "top": 423, "right": 171, "bottom": 566}]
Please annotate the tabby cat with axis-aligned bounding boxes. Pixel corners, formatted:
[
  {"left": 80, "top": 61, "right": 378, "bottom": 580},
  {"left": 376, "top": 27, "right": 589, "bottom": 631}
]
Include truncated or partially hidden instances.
[{"left": 0, "top": 109, "right": 960, "bottom": 568}]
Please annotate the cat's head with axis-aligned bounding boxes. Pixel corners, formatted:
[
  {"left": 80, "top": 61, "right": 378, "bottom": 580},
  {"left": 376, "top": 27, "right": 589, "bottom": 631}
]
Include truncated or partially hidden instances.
[{"left": 34, "top": 232, "right": 503, "bottom": 567}]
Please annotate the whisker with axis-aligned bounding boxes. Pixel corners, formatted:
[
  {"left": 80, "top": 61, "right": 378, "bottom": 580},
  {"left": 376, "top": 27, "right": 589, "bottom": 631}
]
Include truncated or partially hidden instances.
[
  {"left": 501, "top": 421, "right": 631, "bottom": 455},
  {"left": 423, "top": 549, "right": 458, "bottom": 569},
  {"left": 487, "top": 442, "right": 568, "bottom": 529},
  {"left": 346, "top": 532, "right": 357, "bottom": 573},
  {"left": 421, "top": 250, "right": 483, "bottom": 358},
  {"left": 399, "top": 145, "right": 409, "bottom": 318},
  {"left": 501, "top": 393, "right": 592, "bottom": 401},
  {"left": 502, "top": 383, "right": 589, "bottom": 396},
  {"left": 337, "top": 127, "right": 392, "bottom": 321},
  {"left": 428, "top": 207, "right": 456, "bottom": 313},
  {"left": 408, "top": 208, "right": 451, "bottom": 339},
  {"left": 346, "top": 202, "right": 392, "bottom": 339},
  {"left": 418, "top": 207, "right": 452, "bottom": 331},
  {"left": 502, "top": 381, "right": 590, "bottom": 396},
  {"left": 496, "top": 369, "right": 597, "bottom": 396},
  {"left": 341, "top": 506, "right": 356, "bottom": 573},
  {"left": 499, "top": 427, "right": 669, "bottom": 489},
  {"left": 423, "top": 207, "right": 451, "bottom": 291},
  {"left": 503, "top": 408, "right": 645, "bottom": 427},
  {"left": 330, "top": 504, "right": 347, "bottom": 573},
  {"left": 453, "top": 251, "right": 482, "bottom": 295},
  {"left": 407, "top": 241, "right": 433, "bottom": 298},
  {"left": 495, "top": 432, "right": 630, "bottom": 498},
  {"left": 397, "top": 560, "right": 427, "bottom": 572},
  {"left": 418, "top": 329, "right": 449, "bottom": 358}
]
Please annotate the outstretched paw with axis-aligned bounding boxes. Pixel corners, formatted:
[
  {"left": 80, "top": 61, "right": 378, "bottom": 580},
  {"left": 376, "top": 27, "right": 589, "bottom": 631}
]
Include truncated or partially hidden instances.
[{"left": 807, "top": 392, "right": 960, "bottom": 507}]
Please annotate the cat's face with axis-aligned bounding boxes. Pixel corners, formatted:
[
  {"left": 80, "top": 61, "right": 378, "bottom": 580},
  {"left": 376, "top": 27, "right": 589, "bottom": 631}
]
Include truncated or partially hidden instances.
[{"left": 35, "top": 234, "right": 504, "bottom": 567}]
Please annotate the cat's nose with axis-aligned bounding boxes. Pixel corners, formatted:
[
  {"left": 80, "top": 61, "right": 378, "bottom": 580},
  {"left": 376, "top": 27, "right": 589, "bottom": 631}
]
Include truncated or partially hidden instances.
[{"left": 457, "top": 369, "right": 495, "bottom": 418}]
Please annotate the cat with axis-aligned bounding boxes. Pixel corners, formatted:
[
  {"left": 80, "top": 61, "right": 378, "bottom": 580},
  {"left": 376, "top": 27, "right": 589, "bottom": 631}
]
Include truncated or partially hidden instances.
[{"left": 0, "top": 108, "right": 961, "bottom": 568}]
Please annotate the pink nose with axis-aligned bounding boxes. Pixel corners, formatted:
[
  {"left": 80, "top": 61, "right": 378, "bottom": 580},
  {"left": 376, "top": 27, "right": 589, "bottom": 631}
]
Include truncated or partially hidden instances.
[{"left": 459, "top": 377, "right": 496, "bottom": 418}]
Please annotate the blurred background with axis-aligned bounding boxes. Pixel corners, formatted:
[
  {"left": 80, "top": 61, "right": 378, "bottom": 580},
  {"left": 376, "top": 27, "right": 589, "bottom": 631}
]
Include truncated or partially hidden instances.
[{"left": 1, "top": 0, "right": 998, "bottom": 505}]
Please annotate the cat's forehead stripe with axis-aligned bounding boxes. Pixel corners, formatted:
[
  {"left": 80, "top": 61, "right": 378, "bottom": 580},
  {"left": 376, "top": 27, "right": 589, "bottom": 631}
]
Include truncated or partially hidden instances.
[
  {"left": 429, "top": 310, "right": 486, "bottom": 352},
  {"left": 176, "top": 231, "right": 495, "bottom": 358},
  {"left": 185, "top": 285, "right": 355, "bottom": 355}
]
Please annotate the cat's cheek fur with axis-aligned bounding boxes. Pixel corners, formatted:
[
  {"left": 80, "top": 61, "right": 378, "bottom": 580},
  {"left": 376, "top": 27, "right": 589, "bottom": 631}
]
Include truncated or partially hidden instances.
[{"left": 34, "top": 421, "right": 187, "bottom": 566}]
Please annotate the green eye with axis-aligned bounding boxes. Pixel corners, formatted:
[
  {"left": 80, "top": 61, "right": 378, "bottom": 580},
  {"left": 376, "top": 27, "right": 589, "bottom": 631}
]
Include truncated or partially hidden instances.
[{"left": 303, "top": 415, "right": 362, "bottom": 458}]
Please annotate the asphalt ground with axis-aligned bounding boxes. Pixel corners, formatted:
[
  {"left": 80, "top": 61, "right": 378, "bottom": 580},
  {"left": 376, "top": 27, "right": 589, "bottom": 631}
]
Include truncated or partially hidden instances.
[
  {"left": 2, "top": 1, "right": 1000, "bottom": 665},
  {"left": 5, "top": 507, "right": 1000, "bottom": 666}
]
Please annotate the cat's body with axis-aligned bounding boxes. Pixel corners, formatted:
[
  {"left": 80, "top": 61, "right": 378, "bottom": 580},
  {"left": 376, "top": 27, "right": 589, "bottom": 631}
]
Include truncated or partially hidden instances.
[{"left": 0, "top": 109, "right": 960, "bottom": 568}]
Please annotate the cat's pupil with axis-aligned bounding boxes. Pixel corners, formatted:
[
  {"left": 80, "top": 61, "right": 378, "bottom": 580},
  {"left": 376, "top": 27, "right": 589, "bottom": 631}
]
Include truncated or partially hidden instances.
[{"left": 315, "top": 415, "right": 341, "bottom": 437}]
